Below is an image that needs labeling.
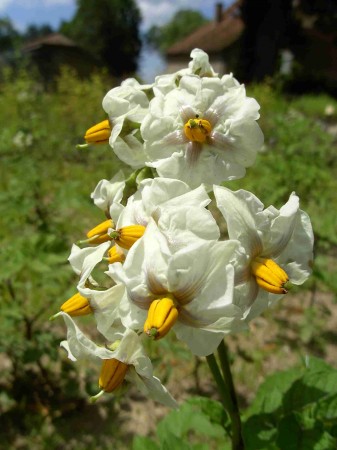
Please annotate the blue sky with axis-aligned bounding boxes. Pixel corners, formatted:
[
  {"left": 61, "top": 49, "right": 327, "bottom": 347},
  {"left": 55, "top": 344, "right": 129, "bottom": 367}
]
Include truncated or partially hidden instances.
[{"left": 0, "top": 0, "right": 232, "bottom": 32}]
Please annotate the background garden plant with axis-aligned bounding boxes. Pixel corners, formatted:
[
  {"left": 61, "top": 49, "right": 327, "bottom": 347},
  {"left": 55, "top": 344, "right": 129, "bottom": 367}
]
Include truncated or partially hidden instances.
[{"left": 1, "top": 54, "right": 337, "bottom": 449}]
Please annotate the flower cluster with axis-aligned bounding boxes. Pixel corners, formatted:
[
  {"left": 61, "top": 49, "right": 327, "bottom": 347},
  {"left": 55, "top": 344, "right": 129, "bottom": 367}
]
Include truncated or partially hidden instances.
[{"left": 54, "top": 49, "right": 314, "bottom": 407}]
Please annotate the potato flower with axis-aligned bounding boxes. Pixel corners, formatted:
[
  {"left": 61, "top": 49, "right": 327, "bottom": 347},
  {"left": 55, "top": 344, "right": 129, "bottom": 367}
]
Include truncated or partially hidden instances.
[
  {"left": 141, "top": 67, "right": 263, "bottom": 188},
  {"left": 102, "top": 78, "right": 152, "bottom": 168},
  {"left": 60, "top": 313, "right": 177, "bottom": 408},
  {"left": 213, "top": 186, "right": 314, "bottom": 320},
  {"left": 108, "top": 219, "right": 245, "bottom": 357}
]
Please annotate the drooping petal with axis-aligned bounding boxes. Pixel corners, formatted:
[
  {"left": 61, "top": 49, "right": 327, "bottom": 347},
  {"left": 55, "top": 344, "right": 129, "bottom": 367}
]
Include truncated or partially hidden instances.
[
  {"left": 213, "top": 186, "right": 263, "bottom": 257},
  {"left": 68, "top": 242, "right": 111, "bottom": 280}
]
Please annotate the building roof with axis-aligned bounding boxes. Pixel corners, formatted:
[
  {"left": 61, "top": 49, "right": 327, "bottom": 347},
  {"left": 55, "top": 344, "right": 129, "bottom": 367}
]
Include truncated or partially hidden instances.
[
  {"left": 167, "top": 1, "right": 244, "bottom": 56},
  {"left": 23, "top": 33, "right": 77, "bottom": 52}
]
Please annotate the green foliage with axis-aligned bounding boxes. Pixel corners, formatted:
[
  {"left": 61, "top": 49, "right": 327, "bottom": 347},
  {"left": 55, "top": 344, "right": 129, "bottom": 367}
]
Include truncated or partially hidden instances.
[
  {"left": 145, "top": 10, "right": 208, "bottom": 52},
  {"left": 61, "top": 0, "right": 141, "bottom": 76},
  {"left": 132, "top": 397, "right": 230, "bottom": 450},
  {"left": 243, "top": 357, "right": 337, "bottom": 449},
  {"left": 0, "top": 68, "right": 126, "bottom": 448},
  {"left": 0, "top": 17, "right": 21, "bottom": 53}
]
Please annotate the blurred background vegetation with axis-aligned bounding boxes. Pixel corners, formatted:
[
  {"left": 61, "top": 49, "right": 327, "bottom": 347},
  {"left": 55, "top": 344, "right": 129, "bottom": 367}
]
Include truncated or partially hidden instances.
[{"left": 1, "top": 0, "right": 337, "bottom": 448}]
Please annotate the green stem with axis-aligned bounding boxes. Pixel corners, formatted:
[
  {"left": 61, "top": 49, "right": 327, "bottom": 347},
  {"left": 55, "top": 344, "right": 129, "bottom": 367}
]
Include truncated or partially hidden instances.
[
  {"left": 206, "top": 354, "right": 232, "bottom": 414},
  {"left": 218, "top": 340, "right": 244, "bottom": 450}
]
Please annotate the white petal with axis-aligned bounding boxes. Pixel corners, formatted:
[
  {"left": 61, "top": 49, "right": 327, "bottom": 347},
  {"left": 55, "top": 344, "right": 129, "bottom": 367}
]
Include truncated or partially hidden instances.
[
  {"left": 213, "top": 186, "right": 263, "bottom": 257},
  {"left": 74, "top": 242, "right": 111, "bottom": 295},
  {"left": 112, "top": 135, "right": 147, "bottom": 168},
  {"left": 68, "top": 242, "right": 110, "bottom": 280},
  {"left": 60, "top": 313, "right": 114, "bottom": 361},
  {"left": 91, "top": 283, "right": 126, "bottom": 338},
  {"left": 127, "top": 367, "right": 178, "bottom": 408},
  {"left": 91, "top": 174, "right": 125, "bottom": 214},
  {"left": 174, "top": 314, "right": 246, "bottom": 357}
]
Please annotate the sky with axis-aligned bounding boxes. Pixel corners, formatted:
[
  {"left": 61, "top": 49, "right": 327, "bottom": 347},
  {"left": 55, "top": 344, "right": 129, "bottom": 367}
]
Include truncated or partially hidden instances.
[{"left": 0, "top": 0, "right": 232, "bottom": 32}]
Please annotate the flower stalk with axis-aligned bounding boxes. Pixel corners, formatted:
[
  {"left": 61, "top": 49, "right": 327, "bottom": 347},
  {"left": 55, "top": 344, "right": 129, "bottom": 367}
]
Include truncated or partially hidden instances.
[
  {"left": 206, "top": 341, "right": 244, "bottom": 450},
  {"left": 218, "top": 340, "right": 244, "bottom": 450}
]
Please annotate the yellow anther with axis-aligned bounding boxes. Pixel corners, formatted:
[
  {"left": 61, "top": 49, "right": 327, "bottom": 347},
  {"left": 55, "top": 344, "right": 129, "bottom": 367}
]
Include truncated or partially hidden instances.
[
  {"left": 84, "top": 120, "right": 111, "bottom": 145},
  {"left": 60, "top": 292, "right": 93, "bottom": 317},
  {"left": 184, "top": 117, "right": 212, "bottom": 143},
  {"left": 99, "top": 358, "right": 129, "bottom": 393},
  {"left": 113, "top": 225, "right": 146, "bottom": 250},
  {"left": 144, "top": 297, "right": 179, "bottom": 340},
  {"left": 86, "top": 219, "right": 114, "bottom": 244},
  {"left": 107, "top": 246, "right": 126, "bottom": 264},
  {"left": 251, "top": 258, "right": 289, "bottom": 295}
]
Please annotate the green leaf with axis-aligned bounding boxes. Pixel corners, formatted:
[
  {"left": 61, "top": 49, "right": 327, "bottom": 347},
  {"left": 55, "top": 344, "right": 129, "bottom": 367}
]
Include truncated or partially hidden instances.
[
  {"left": 243, "top": 414, "right": 278, "bottom": 450},
  {"left": 132, "top": 436, "right": 159, "bottom": 450},
  {"left": 187, "top": 397, "right": 228, "bottom": 427},
  {"left": 245, "top": 367, "right": 302, "bottom": 417},
  {"left": 157, "top": 401, "right": 225, "bottom": 442},
  {"left": 276, "top": 413, "right": 337, "bottom": 450},
  {"left": 283, "top": 369, "right": 337, "bottom": 414},
  {"left": 315, "top": 393, "right": 337, "bottom": 421},
  {"left": 162, "top": 433, "right": 192, "bottom": 450}
]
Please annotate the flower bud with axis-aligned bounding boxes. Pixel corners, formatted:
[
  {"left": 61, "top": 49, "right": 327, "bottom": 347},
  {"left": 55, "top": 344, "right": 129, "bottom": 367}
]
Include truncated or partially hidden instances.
[
  {"left": 144, "top": 297, "right": 179, "bottom": 340},
  {"left": 251, "top": 258, "right": 289, "bottom": 294},
  {"left": 84, "top": 120, "right": 111, "bottom": 145},
  {"left": 60, "top": 292, "right": 92, "bottom": 316},
  {"left": 86, "top": 219, "right": 114, "bottom": 244},
  {"left": 99, "top": 358, "right": 129, "bottom": 393}
]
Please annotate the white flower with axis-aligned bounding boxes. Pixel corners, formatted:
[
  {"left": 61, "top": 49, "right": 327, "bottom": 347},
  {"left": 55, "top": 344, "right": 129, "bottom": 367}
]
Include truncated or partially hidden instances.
[
  {"left": 115, "top": 177, "right": 220, "bottom": 247},
  {"left": 66, "top": 242, "right": 125, "bottom": 337},
  {"left": 91, "top": 171, "right": 125, "bottom": 220},
  {"left": 60, "top": 313, "right": 177, "bottom": 408},
  {"left": 108, "top": 219, "right": 245, "bottom": 357},
  {"left": 141, "top": 71, "right": 264, "bottom": 188},
  {"left": 102, "top": 78, "right": 151, "bottom": 168},
  {"left": 213, "top": 186, "right": 314, "bottom": 320}
]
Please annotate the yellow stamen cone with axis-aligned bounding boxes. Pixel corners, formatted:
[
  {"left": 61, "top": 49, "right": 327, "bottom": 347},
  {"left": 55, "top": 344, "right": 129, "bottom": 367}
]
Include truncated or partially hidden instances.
[
  {"left": 184, "top": 117, "right": 212, "bottom": 143},
  {"left": 252, "top": 258, "right": 289, "bottom": 294},
  {"left": 112, "top": 225, "right": 146, "bottom": 250},
  {"left": 60, "top": 292, "right": 93, "bottom": 317},
  {"left": 99, "top": 359, "right": 129, "bottom": 393},
  {"left": 84, "top": 120, "right": 111, "bottom": 145},
  {"left": 144, "top": 297, "right": 179, "bottom": 340},
  {"left": 86, "top": 219, "right": 114, "bottom": 244},
  {"left": 107, "top": 246, "right": 126, "bottom": 264}
]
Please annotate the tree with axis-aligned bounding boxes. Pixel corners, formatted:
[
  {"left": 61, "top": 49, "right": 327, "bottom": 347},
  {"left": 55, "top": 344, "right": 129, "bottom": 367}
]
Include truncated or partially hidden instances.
[
  {"left": 61, "top": 0, "right": 141, "bottom": 76},
  {"left": 0, "top": 17, "right": 21, "bottom": 54},
  {"left": 145, "top": 10, "right": 208, "bottom": 52},
  {"left": 24, "top": 24, "right": 54, "bottom": 41}
]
